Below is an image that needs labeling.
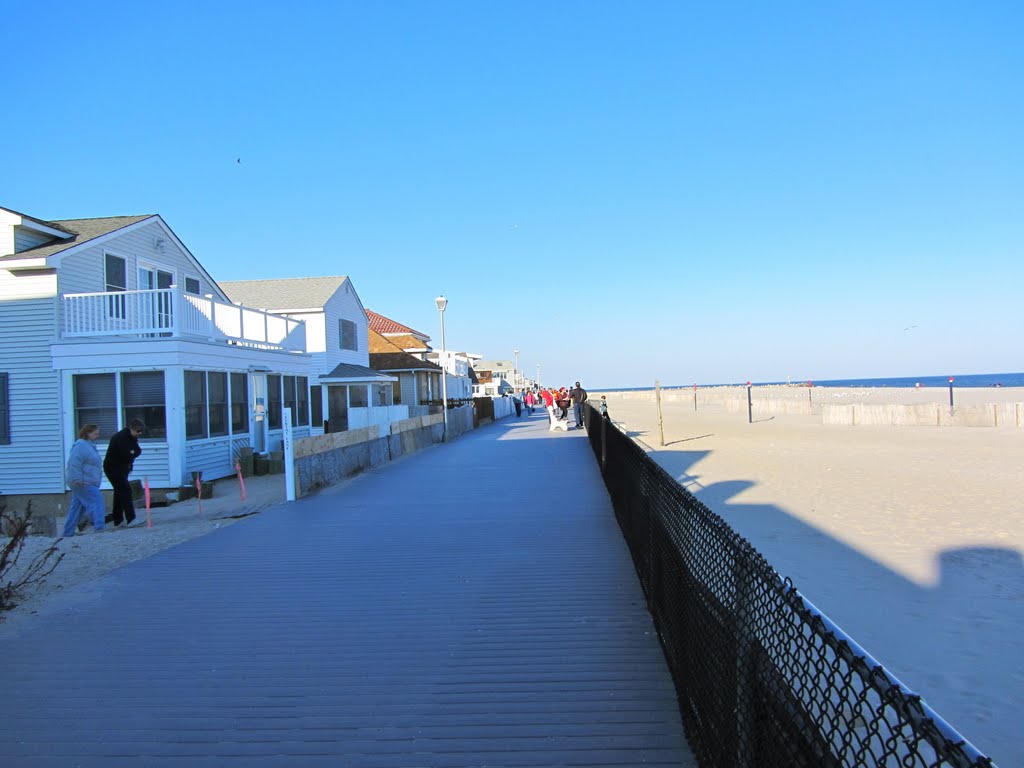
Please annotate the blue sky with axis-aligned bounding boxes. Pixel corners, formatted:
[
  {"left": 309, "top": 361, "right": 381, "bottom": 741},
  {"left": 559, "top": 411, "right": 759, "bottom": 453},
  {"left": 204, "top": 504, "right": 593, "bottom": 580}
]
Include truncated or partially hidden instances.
[{"left": 5, "top": 1, "right": 1022, "bottom": 388}]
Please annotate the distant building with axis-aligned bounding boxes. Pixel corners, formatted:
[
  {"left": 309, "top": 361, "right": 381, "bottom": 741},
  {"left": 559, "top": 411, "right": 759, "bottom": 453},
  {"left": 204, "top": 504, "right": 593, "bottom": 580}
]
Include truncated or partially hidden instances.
[
  {"left": 471, "top": 360, "right": 517, "bottom": 397},
  {"left": 367, "top": 309, "right": 475, "bottom": 401}
]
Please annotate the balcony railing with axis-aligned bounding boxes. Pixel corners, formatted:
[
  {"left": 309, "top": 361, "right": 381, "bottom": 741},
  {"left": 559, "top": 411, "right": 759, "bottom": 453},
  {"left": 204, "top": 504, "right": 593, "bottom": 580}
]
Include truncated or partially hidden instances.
[{"left": 61, "top": 289, "right": 306, "bottom": 352}]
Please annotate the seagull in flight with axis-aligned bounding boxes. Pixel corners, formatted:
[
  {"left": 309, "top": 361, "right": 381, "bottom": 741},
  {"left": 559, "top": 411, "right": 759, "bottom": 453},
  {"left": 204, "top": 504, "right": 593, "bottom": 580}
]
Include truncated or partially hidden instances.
[{"left": 904, "top": 324, "right": 917, "bottom": 331}]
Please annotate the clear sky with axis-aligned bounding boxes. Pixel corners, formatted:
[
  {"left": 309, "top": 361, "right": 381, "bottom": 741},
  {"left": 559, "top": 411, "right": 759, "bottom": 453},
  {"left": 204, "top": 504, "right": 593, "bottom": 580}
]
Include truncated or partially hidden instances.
[{"left": 5, "top": 1, "right": 1022, "bottom": 388}]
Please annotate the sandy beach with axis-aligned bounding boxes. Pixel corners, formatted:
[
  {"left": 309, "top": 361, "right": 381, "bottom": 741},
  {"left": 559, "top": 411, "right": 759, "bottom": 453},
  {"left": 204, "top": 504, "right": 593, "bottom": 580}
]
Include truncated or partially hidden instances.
[
  {"left": 0, "top": 474, "right": 285, "bottom": 630},
  {"left": 596, "top": 387, "right": 1024, "bottom": 766}
]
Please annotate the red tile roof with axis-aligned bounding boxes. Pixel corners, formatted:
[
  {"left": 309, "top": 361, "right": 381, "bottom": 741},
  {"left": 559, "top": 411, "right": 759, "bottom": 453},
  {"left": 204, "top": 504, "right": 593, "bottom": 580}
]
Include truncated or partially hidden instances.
[{"left": 366, "top": 309, "right": 429, "bottom": 341}]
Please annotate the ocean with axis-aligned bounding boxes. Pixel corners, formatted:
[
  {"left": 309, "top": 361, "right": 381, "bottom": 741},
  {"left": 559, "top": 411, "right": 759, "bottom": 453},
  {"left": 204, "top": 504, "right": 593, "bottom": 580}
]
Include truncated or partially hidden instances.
[{"left": 602, "top": 372, "right": 1024, "bottom": 392}]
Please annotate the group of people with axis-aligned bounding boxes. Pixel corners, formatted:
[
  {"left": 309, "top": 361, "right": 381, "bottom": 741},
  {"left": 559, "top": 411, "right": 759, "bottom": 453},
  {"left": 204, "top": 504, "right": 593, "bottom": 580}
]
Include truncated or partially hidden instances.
[
  {"left": 515, "top": 382, "right": 588, "bottom": 428},
  {"left": 62, "top": 419, "right": 145, "bottom": 537}
]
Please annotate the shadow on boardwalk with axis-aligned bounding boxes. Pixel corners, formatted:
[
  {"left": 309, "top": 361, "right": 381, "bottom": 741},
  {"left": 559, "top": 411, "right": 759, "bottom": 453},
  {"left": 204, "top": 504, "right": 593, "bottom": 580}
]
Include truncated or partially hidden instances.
[{"left": 0, "top": 413, "right": 696, "bottom": 768}]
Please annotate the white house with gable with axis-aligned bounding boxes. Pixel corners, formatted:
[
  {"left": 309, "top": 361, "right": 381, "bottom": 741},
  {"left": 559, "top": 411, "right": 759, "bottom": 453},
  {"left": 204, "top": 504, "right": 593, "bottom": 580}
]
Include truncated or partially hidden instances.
[
  {"left": 0, "top": 207, "right": 376, "bottom": 508},
  {"left": 219, "top": 277, "right": 402, "bottom": 435}
]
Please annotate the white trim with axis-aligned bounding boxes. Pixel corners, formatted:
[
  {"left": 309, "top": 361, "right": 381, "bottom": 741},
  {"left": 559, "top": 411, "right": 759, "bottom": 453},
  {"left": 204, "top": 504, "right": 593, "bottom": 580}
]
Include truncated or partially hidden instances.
[
  {"left": 19, "top": 219, "right": 73, "bottom": 240},
  {"left": 49, "top": 216, "right": 158, "bottom": 267},
  {"left": 1, "top": 257, "right": 49, "bottom": 269},
  {"left": 137, "top": 259, "right": 176, "bottom": 288},
  {"left": 153, "top": 218, "right": 228, "bottom": 302},
  {"left": 103, "top": 248, "right": 129, "bottom": 291}
]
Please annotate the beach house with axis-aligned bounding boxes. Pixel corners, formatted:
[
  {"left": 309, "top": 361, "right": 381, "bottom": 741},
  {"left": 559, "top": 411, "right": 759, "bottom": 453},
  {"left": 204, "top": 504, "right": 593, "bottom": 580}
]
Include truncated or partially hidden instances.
[
  {"left": 366, "top": 309, "right": 475, "bottom": 402},
  {"left": 471, "top": 360, "right": 517, "bottom": 397},
  {"left": 368, "top": 329, "right": 444, "bottom": 411},
  {"left": 218, "top": 278, "right": 401, "bottom": 435},
  {"left": 0, "top": 206, "right": 312, "bottom": 506}
]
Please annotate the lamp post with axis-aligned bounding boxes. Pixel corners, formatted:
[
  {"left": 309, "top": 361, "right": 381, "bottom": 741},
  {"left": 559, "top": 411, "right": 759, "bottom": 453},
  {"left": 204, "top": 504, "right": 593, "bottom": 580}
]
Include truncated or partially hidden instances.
[
  {"left": 536, "top": 364, "right": 541, "bottom": 388},
  {"left": 513, "top": 348, "right": 520, "bottom": 390},
  {"left": 435, "top": 295, "right": 448, "bottom": 441}
]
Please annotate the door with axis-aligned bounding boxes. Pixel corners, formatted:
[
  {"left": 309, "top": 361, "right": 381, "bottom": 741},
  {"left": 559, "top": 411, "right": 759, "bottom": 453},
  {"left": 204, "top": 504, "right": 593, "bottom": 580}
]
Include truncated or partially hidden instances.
[
  {"left": 251, "top": 374, "right": 267, "bottom": 453},
  {"left": 139, "top": 266, "right": 174, "bottom": 333},
  {"left": 327, "top": 386, "right": 348, "bottom": 433}
]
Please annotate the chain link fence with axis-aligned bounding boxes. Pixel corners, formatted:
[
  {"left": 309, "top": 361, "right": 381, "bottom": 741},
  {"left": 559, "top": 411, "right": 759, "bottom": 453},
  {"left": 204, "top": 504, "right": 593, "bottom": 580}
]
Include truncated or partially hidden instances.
[{"left": 582, "top": 406, "right": 995, "bottom": 768}]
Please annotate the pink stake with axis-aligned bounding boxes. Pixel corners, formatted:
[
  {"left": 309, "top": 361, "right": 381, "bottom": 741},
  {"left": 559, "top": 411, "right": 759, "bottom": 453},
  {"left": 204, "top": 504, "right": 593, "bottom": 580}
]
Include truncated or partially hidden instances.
[
  {"left": 196, "top": 474, "right": 203, "bottom": 514},
  {"left": 145, "top": 477, "right": 152, "bottom": 529},
  {"left": 236, "top": 461, "right": 248, "bottom": 501}
]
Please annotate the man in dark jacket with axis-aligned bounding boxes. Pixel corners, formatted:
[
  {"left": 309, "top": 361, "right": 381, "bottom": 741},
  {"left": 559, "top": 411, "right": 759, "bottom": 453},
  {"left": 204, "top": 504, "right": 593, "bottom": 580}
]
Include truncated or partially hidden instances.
[
  {"left": 104, "top": 419, "right": 145, "bottom": 526},
  {"left": 570, "top": 382, "right": 588, "bottom": 428}
]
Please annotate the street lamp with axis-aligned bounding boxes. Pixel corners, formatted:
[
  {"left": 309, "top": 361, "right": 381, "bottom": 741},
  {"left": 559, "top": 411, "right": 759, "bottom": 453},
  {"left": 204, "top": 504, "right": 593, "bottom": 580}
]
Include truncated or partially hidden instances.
[
  {"left": 536, "top": 364, "right": 541, "bottom": 388},
  {"left": 435, "top": 295, "right": 448, "bottom": 441},
  {"left": 513, "top": 348, "right": 520, "bottom": 390}
]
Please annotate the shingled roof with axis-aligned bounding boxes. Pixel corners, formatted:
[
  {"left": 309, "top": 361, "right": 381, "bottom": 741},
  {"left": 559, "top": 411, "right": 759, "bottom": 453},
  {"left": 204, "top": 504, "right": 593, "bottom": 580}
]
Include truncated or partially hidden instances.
[
  {"left": 319, "top": 362, "right": 396, "bottom": 383},
  {"left": 219, "top": 276, "right": 349, "bottom": 311},
  {"left": 368, "top": 330, "right": 442, "bottom": 373},
  {"left": 0, "top": 214, "right": 155, "bottom": 262}
]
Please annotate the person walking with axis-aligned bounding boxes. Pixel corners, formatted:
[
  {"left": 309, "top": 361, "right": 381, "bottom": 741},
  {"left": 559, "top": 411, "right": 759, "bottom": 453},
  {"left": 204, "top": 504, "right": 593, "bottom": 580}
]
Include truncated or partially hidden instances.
[
  {"left": 570, "top": 381, "right": 588, "bottom": 428},
  {"left": 524, "top": 389, "right": 536, "bottom": 415},
  {"left": 103, "top": 418, "right": 145, "bottom": 527},
  {"left": 62, "top": 424, "right": 107, "bottom": 536}
]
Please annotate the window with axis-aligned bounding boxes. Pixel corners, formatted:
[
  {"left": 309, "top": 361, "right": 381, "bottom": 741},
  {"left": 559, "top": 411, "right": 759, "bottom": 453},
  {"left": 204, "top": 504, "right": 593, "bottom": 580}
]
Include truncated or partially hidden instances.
[
  {"left": 340, "top": 319, "right": 357, "bottom": 351},
  {"left": 0, "top": 373, "right": 9, "bottom": 445},
  {"left": 122, "top": 371, "right": 166, "bottom": 439},
  {"left": 283, "top": 376, "right": 296, "bottom": 426},
  {"left": 349, "top": 384, "right": 368, "bottom": 408},
  {"left": 75, "top": 373, "right": 117, "bottom": 438},
  {"left": 185, "top": 371, "right": 207, "bottom": 439},
  {"left": 184, "top": 276, "right": 201, "bottom": 295},
  {"left": 230, "top": 372, "right": 249, "bottom": 433},
  {"left": 374, "top": 383, "right": 392, "bottom": 406},
  {"left": 296, "top": 376, "right": 309, "bottom": 426},
  {"left": 267, "top": 374, "right": 282, "bottom": 429},
  {"left": 105, "top": 253, "right": 127, "bottom": 319},
  {"left": 208, "top": 372, "right": 228, "bottom": 437},
  {"left": 310, "top": 384, "right": 323, "bottom": 430}
]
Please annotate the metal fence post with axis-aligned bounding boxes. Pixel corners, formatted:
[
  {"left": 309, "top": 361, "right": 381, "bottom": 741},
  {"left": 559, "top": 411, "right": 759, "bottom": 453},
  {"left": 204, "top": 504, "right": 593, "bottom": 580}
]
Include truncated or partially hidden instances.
[{"left": 734, "top": 550, "right": 756, "bottom": 768}]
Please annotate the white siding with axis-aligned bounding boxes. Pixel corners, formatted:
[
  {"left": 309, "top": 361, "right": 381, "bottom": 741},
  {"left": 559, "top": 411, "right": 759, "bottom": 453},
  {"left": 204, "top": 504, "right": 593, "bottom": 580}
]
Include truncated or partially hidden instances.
[
  {"left": 56, "top": 221, "right": 219, "bottom": 311},
  {"left": 0, "top": 269, "right": 64, "bottom": 494},
  {"left": 184, "top": 438, "right": 238, "bottom": 484},
  {"left": 321, "top": 279, "right": 370, "bottom": 373},
  {"left": 130, "top": 444, "right": 172, "bottom": 487},
  {"left": 283, "top": 310, "right": 327, "bottom": 373},
  {"left": 14, "top": 228, "right": 52, "bottom": 252},
  {"left": 399, "top": 372, "right": 416, "bottom": 405}
]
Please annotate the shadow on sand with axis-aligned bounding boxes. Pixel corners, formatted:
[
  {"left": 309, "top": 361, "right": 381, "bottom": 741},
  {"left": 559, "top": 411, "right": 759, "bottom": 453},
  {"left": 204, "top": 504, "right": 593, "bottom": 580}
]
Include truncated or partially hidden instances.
[{"left": 636, "top": 446, "right": 1021, "bottom": 766}]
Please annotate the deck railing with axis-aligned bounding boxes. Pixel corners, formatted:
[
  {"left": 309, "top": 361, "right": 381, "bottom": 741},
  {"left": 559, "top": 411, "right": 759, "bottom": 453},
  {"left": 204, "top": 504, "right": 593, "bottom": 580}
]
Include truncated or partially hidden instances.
[{"left": 61, "top": 289, "right": 306, "bottom": 352}]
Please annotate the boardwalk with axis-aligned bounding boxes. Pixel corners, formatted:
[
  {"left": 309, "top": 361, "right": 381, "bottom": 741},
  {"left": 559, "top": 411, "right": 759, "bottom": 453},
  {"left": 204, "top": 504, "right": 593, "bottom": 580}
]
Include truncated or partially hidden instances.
[{"left": 1, "top": 413, "right": 694, "bottom": 767}]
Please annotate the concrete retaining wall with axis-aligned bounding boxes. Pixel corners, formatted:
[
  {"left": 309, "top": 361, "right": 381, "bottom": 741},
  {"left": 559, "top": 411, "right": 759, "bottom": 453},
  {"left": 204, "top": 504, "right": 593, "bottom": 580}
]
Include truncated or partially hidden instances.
[
  {"left": 598, "top": 387, "right": 1024, "bottom": 428},
  {"left": 293, "top": 405, "right": 476, "bottom": 496},
  {"left": 822, "top": 402, "right": 1024, "bottom": 428}
]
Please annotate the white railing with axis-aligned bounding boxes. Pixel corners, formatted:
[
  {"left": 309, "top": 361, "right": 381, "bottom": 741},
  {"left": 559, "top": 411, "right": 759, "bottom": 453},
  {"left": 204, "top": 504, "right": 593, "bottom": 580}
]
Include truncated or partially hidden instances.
[{"left": 61, "top": 289, "right": 306, "bottom": 352}]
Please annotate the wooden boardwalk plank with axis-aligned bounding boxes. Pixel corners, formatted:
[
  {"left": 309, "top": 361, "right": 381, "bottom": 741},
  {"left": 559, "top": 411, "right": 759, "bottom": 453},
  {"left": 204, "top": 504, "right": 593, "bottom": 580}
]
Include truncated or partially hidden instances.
[{"left": 0, "top": 414, "right": 695, "bottom": 767}]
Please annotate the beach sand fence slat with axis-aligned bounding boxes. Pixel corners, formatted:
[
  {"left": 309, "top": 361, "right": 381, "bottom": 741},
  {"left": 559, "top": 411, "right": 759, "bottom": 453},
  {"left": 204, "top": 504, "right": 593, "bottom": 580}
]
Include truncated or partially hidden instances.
[{"left": 579, "top": 404, "right": 997, "bottom": 768}]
